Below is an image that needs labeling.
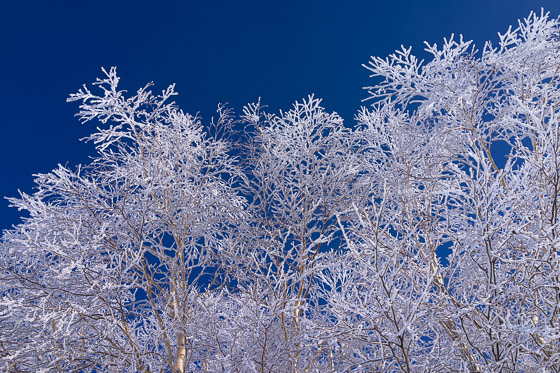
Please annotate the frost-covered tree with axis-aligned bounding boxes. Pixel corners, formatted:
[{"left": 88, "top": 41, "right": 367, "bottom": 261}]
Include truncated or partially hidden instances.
[
  {"left": 2, "top": 9, "right": 560, "bottom": 372},
  {"left": 0, "top": 70, "right": 246, "bottom": 372},
  {"left": 323, "top": 9, "right": 560, "bottom": 371}
]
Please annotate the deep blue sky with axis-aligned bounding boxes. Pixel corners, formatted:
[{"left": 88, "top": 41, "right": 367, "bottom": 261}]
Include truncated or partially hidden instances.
[{"left": 1, "top": 1, "right": 560, "bottom": 232}]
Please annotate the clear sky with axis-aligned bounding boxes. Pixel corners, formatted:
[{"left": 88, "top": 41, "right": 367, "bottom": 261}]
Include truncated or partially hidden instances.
[{"left": 1, "top": 1, "right": 560, "bottom": 232}]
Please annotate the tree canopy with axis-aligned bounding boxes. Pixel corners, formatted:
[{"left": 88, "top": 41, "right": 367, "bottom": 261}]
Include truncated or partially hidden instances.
[{"left": 2, "top": 10, "right": 560, "bottom": 372}]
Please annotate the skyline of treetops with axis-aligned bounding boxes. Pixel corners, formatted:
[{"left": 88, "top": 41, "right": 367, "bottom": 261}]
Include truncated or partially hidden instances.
[{"left": 2, "top": 7, "right": 560, "bottom": 372}]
